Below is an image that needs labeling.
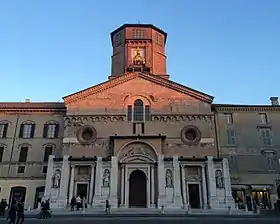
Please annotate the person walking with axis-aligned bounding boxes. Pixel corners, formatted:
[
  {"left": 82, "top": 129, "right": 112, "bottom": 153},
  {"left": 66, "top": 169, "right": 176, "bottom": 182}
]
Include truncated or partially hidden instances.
[
  {"left": 7, "top": 201, "right": 17, "bottom": 224},
  {"left": 16, "top": 199, "right": 24, "bottom": 224}
]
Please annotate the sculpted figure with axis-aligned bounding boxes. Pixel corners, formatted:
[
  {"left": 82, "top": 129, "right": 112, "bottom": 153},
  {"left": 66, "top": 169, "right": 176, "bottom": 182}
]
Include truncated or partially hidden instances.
[
  {"left": 103, "top": 169, "right": 110, "bottom": 187},
  {"left": 166, "top": 169, "right": 173, "bottom": 187},
  {"left": 52, "top": 169, "right": 61, "bottom": 188},
  {"left": 215, "top": 170, "right": 224, "bottom": 189}
]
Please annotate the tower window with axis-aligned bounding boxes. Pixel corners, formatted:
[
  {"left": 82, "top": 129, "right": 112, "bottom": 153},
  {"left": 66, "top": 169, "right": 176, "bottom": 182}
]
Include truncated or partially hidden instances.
[
  {"left": 115, "top": 32, "right": 122, "bottom": 46},
  {"left": 132, "top": 29, "right": 145, "bottom": 39},
  {"left": 156, "top": 33, "right": 162, "bottom": 46}
]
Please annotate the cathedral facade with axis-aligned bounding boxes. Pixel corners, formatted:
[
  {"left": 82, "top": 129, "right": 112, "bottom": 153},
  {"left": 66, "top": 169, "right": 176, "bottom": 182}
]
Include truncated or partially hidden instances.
[{"left": 0, "top": 24, "right": 279, "bottom": 211}]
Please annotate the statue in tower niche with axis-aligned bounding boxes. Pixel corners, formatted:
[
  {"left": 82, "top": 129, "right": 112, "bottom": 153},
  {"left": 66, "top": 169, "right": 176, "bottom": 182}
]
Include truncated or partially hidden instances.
[
  {"left": 165, "top": 169, "right": 173, "bottom": 187},
  {"left": 51, "top": 169, "right": 61, "bottom": 188},
  {"left": 133, "top": 47, "right": 145, "bottom": 65},
  {"left": 103, "top": 169, "right": 110, "bottom": 187}
]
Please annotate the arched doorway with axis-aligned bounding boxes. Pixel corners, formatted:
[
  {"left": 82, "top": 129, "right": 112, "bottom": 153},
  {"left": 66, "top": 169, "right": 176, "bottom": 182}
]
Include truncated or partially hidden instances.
[
  {"left": 129, "top": 170, "right": 147, "bottom": 207},
  {"left": 9, "top": 186, "right": 26, "bottom": 206}
]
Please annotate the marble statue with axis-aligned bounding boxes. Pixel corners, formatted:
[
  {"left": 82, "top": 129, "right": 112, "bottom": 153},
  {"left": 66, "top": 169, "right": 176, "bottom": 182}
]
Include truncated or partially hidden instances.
[
  {"left": 103, "top": 169, "right": 110, "bottom": 187},
  {"left": 165, "top": 169, "right": 173, "bottom": 187},
  {"left": 215, "top": 169, "right": 224, "bottom": 189},
  {"left": 52, "top": 169, "right": 61, "bottom": 188}
]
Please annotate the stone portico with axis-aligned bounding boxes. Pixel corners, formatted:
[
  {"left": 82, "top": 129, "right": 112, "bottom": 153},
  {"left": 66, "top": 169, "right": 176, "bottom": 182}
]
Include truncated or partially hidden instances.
[{"left": 44, "top": 141, "right": 235, "bottom": 210}]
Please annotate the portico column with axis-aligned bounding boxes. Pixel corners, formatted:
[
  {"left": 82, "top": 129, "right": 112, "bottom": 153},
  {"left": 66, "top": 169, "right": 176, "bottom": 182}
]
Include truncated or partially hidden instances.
[
  {"left": 121, "top": 165, "right": 125, "bottom": 206},
  {"left": 92, "top": 157, "right": 103, "bottom": 207},
  {"left": 157, "top": 155, "right": 165, "bottom": 206},
  {"left": 147, "top": 166, "right": 151, "bottom": 208},
  {"left": 43, "top": 155, "right": 55, "bottom": 200},
  {"left": 173, "top": 155, "right": 182, "bottom": 208},
  {"left": 89, "top": 165, "right": 95, "bottom": 203},
  {"left": 68, "top": 165, "right": 75, "bottom": 201},
  {"left": 109, "top": 156, "right": 118, "bottom": 208},
  {"left": 181, "top": 165, "right": 187, "bottom": 206},
  {"left": 58, "top": 156, "right": 70, "bottom": 207},
  {"left": 201, "top": 165, "right": 208, "bottom": 209},
  {"left": 151, "top": 165, "right": 155, "bottom": 206},
  {"left": 206, "top": 156, "right": 216, "bottom": 209},
  {"left": 124, "top": 164, "right": 129, "bottom": 207}
]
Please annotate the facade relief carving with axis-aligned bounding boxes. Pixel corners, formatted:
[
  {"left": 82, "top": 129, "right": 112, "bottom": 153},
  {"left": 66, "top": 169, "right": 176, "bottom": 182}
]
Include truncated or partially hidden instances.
[
  {"left": 120, "top": 142, "right": 156, "bottom": 161},
  {"left": 152, "top": 115, "right": 212, "bottom": 122}
]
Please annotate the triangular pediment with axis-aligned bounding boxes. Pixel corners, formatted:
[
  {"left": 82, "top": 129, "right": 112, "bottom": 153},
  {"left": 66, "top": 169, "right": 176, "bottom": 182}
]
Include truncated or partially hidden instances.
[{"left": 63, "top": 72, "right": 213, "bottom": 105}]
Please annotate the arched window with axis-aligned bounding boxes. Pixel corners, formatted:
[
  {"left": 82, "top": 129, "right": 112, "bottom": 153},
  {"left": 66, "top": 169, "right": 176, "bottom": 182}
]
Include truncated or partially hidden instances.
[
  {"left": 133, "top": 99, "right": 144, "bottom": 121},
  {"left": 127, "top": 99, "right": 151, "bottom": 122}
]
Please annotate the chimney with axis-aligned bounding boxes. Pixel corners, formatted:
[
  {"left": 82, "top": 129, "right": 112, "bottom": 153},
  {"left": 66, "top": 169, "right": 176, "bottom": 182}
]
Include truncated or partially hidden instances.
[
  {"left": 270, "top": 97, "right": 278, "bottom": 106},
  {"left": 25, "top": 99, "right": 30, "bottom": 103}
]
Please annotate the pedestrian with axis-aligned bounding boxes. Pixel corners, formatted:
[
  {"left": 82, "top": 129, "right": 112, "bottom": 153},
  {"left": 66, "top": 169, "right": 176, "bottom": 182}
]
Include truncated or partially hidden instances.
[
  {"left": 7, "top": 200, "right": 17, "bottom": 224},
  {"left": 16, "top": 199, "right": 24, "bottom": 224},
  {"left": 70, "top": 196, "right": 76, "bottom": 211},
  {"left": 76, "top": 196, "right": 81, "bottom": 211},
  {"left": 0, "top": 198, "right": 6, "bottom": 216},
  {"left": 105, "top": 200, "right": 110, "bottom": 214}
]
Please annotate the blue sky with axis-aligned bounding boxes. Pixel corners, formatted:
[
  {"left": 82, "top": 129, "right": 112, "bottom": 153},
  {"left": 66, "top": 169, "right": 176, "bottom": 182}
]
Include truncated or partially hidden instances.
[{"left": 0, "top": 0, "right": 279, "bottom": 104}]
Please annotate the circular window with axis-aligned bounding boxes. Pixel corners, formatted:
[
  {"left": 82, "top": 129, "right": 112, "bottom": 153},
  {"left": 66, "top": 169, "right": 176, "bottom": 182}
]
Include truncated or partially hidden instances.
[
  {"left": 181, "top": 125, "right": 201, "bottom": 145},
  {"left": 77, "top": 125, "right": 97, "bottom": 144}
]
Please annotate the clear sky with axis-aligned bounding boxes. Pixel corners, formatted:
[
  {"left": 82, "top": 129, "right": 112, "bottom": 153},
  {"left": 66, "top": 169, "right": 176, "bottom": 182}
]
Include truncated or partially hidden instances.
[{"left": 0, "top": 0, "right": 279, "bottom": 104}]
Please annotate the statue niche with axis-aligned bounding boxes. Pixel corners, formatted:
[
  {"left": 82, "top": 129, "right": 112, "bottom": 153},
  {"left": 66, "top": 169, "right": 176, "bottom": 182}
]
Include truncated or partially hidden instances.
[
  {"left": 133, "top": 47, "right": 145, "bottom": 66},
  {"left": 51, "top": 169, "right": 61, "bottom": 188}
]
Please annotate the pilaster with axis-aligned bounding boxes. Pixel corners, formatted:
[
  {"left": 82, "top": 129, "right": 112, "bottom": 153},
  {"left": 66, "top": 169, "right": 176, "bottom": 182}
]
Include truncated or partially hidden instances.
[
  {"left": 206, "top": 156, "right": 216, "bottom": 209},
  {"left": 92, "top": 157, "right": 103, "bottom": 207},
  {"left": 43, "top": 155, "right": 55, "bottom": 199},
  {"left": 172, "top": 155, "right": 183, "bottom": 208},
  {"left": 58, "top": 156, "right": 70, "bottom": 208},
  {"left": 157, "top": 155, "right": 166, "bottom": 206},
  {"left": 109, "top": 156, "right": 118, "bottom": 208},
  {"left": 89, "top": 165, "right": 95, "bottom": 204},
  {"left": 222, "top": 158, "right": 235, "bottom": 208},
  {"left": 68, "top": 165, "right": 75, "bottom": 202}
]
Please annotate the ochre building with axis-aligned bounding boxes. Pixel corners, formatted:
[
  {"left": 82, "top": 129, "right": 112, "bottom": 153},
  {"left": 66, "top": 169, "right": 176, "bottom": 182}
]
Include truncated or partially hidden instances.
[{"left": 0, "top": 24, "right": 279, "bottom": 211}]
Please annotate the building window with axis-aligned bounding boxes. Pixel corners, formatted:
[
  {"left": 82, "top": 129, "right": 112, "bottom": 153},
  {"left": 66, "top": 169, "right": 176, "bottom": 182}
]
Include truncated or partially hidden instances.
[
  {"left": 43, "top": 145, "right": 54, "bottom": 162},
  {"left": 19, "top": 123, "right": 35, "bottom": 138},
  {"left": 259, "top": 113, "right": 268, "bottom": 124},
  {"left": 43, "top": 123, "right": 59, "bottom": 138},
  {"left": 133, "top": 99, "right": 144, "bottom": 121},
  {"left": 156, "top": 33, "right": 162, "bottom": 46},
  {"left": 115, "top": 33, "right": 121, "bottom": 46},
  {"left": 17, "top": 166, "right": 25, "bottom": 173},
  {"left": 18, "top": 146, "right": 29, "bottom": 162},
  {"left": 224, "top": 113, "right": 233, "bottom": 124},
  {"left": 227, "top": 129, "right": 236, "bottom": 145},
  {"left": 0, "top": 146, "right": 4, "bottom": 162},
  {"left": 42, "top": 166, "right": 48, "bottom": 174},
  {"left": 145, "top": 105, "right": 151, "bottom": 121},
  {"left": 132, "top": 29, "right": 145, "bottom": 39},
  {"left": 260, "top": 128, "right": 272, "bottom": 146},
  {"left": 127, "top": 105, "right": 132, "bottom": 121},
  {"left": 0, "top": 123, "right": 8, "bottom": 138},
  {"left": 262, "top": 150, "right": 277, "bottom": 170}
]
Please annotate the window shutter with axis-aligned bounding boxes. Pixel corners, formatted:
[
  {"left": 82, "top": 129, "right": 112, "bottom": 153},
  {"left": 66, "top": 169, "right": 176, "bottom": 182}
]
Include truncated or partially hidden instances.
[
  {"left": 55, "top": 123, "right": 59, "bottom": 138},
  {"left": 43, "top": 124, "right": 48, "bottom": 138},
  {"left": 31, "top": 124, "right": 36, "bottom": 138},
  {"left": 3, "top": 124, "right": 8, "bottom": 138},
  {"left": 19, "top": 124, "right": 24, "bottom": 138}
]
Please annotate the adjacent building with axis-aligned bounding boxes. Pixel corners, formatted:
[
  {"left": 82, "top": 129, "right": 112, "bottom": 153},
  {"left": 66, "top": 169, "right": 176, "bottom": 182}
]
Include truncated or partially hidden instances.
[{"left": 0, "top": 24, "right": 279, "bottom": 211}]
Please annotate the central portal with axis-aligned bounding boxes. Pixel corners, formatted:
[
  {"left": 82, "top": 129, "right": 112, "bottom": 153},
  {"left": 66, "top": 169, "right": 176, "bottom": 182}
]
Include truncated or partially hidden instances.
[{"left": 129, "top": 170, "right": 147, "bottom": 207}]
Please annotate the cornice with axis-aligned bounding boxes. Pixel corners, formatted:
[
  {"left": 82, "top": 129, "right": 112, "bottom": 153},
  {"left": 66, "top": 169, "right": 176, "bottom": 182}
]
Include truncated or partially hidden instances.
[
  {"left": 212, "top": 104, "right": 280, "bottom": 112},
  {"left": 64, "top": 115, "right": 126, "bottom": 126},
  {"left": 152, "top": 114, "right": 213, "bottom": 122},
  {"left": 0, "top": 109, "right": 66, "bottom": 115}
]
